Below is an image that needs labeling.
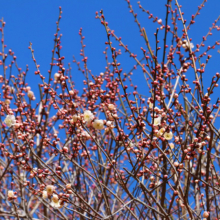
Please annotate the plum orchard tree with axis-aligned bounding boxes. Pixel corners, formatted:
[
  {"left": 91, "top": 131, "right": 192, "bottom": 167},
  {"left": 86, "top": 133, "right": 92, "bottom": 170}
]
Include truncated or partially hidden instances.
[{"left": 0, "top": 0, "right": 220, "bottom": 219}]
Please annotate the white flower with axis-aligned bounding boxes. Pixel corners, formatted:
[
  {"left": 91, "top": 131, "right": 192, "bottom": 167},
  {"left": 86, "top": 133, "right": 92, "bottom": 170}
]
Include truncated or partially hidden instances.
[
  {"left": 147, "top": 98, "right": 153, "bottom": 109},
  {"left": 27, "top": 90, "right": 34, "bottom": 99},
  {"left": 169, "top": 142, "right": 174, "bottom": 149},
  {"left": 51, "top": 194, "right": 61, "bottom": 208},
  {"left": 152, "top": 115, "right": 161, "bottom": 126},
  {"left": 156, "top": 127, "right": 165, "bottom": 137},
  {"left": 20, "top": 173, "right": 26, "bottom": 182},
  {"left": 82, "top": 130, "right": 91, "bottom": 140},
  {"left": 128, "top": 141, "right": 135, "bottom": 148},
  {"left": 164, "top": 131, "right": 173, "bottom": 140},
  {"left": 54, "top": 73, "right": 60, "bottom": 81},
  {"left": 5, "top": 99, "right": 10, "bottom": 105},
  {"left": 46, "top": 185, "right": 54, "bottom": 196},
  {"left": 108, "top": 104, "right": 115, "bottom": 111},
  {"left": 149, "top": 176, "right": 155, "bottom": 182},
  {"left": 93, "top": 119, "right": 104, "bottom": 130},
  {"left": 8, "top": 190, "right": 14, "bottom": 198},
  {"left": 42, "top": 191, "right": 48, "bottom": 199},
  {"left": 149, "top": 102, "right": 153, "bottom": 109},
  {"left": 4, "top": 115, "right": 16, "bottom": 127},
  {"left": 190, "top": 42, "right": 194, "bottom": 49},
  {"left": 83, "top": 110, "right": 94, "bottom": 122},
  {"left": 106, "top": 121, "right": 111, "bottom": 127},
  {"left": 71, "top": 115, "right": 78, "bottom": 123},
  {"left": 106, "top": 121, "right": 115, "bottom": 129},
  {"left": 182, "top": 40, "right": 194, "bottom": 50},
  {"left": 157, "top": 19, "right": 162, "bottom": 25}
]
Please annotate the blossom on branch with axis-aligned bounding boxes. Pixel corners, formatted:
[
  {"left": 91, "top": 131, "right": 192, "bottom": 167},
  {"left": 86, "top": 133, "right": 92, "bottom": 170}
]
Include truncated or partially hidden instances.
[
  {"left": 152, "top": 115, "right": 161, "bottom": 126},
  {"left": 42, "top": 191, "right": 48, "bottom": 199},
  {"left": 8, "top": 190, "right": 14, "bottom": 198},
  {"left": 51, "top": 194, "right": 62, "bottom": 208},
  {"left": 46, "top": 185, "right": 54, "bottom": 196},
  {"left": 182, "top": 40, "right": 194, "bottom": 50},
  {"left": 164, "top": 131, "right": 173, "bottom": 140},
  {"left": 93, "top": 119, "right": 104, "bottom": 130},
  {"left": 4, "top": 115, "right": 16, "bottom": 127},
  {"left": 84, "top": 110, "right": 94, "bottom": 122}
]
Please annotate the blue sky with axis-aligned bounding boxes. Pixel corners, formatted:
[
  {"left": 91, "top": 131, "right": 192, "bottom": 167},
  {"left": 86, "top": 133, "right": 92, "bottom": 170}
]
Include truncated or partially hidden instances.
[{"left": 0, "top": 0, "right": 220, "bottom": 104}]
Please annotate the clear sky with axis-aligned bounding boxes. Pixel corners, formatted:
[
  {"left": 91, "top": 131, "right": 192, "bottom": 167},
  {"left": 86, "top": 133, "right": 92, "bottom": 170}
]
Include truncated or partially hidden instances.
[{"left": 0, "top": 0, "right": 220, "bottom": 104}]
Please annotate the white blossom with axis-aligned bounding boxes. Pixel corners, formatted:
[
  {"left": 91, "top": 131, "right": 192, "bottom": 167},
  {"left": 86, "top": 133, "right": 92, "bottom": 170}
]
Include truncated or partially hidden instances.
[
  {"left": 5, "top": 99, "right": 10, "bottom": 105},
  {"left": 169, "top": 143, "right": 174, "bottom": 149},
  {"left": 72, "top": 114, "right": 78, "bottom": 123},
  {"left": 51, "top": 194, "right": 61, "bottom": 208},
  {"left": 42, "top": 191, "right": 48, "bottom": 199},
  {"left": 83, "top": 110, "right": 94, "bottom": 122},
  {"left": 182, "top": 40, "right": 194, "bottom": 50},
  {"left": 27, "top": 90, "right": 34, "bottom": 99},
  {"left": 20, "top": 173, "right": 26, "bottom": 182},
  {"left": 190, "top": 42, "right": 194, "bottom": 49},
  {"left": 46, "top": 185, "right": 54, "bottom": 196},
  {"left": 8, "top": 190, "right": 14, "bottom": 198},
  {"left": 149, "top": 102, "right": 153, "bottom": 109},
  {"left": 152, "top": 115, "right": 161, "bottom": 126},
  {"left": 4, "top": 115, "right": 16, "bottom": 127},
  {"left": 93, "top": 119, "right": 104, "bottom": 130},
  {"left": 82, "top": 130, "right": 91, "bottom": 139},
  {"left": 164, "top": 131, "right": 173, "bottom": 140},
  {"left": 54, "top": 73, "right": 60, "bottom": 81},
  {"left": 157, "top": 19, "right": 162, "bottom": 25},
  {"left": 156, "top": 127, "right": 165, "bottom": 137},
  {"left": 108, "top": 104, "right": 115, "bottom": 111}
]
